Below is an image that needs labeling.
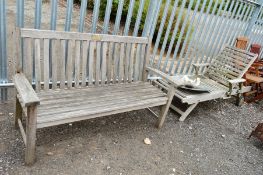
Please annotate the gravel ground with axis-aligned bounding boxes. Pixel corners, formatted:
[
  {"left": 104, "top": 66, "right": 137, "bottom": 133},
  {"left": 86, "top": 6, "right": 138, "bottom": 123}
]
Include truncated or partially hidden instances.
[{"left": 0, "top": 94, "right": 263, "bottom": 175}]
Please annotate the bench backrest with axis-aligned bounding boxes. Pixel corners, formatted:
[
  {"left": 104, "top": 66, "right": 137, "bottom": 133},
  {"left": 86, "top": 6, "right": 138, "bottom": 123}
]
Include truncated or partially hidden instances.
[
  {"left": 14, "top": 28, "right": 150, "bottom": 92},
  {"left": 205, "top": 46, "right": 257, "bottom": 87}
]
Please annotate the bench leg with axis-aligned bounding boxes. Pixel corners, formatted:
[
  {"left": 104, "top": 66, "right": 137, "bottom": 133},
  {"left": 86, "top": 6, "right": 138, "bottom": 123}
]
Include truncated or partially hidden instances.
[
  {"left": 25, "top": 105, "right": 37, "bottom": 166},
  {"left": 170, "top": 103, "right": 198, "bottom": 122},
  {"left": 179, "top": 103, "right": 198, "bottom": 122},
  {"left": 15, "top": 96, "right": 22, "bottom": 128},
  {"left": 156, "top": 86, "right": 175, "bottom": 129}
]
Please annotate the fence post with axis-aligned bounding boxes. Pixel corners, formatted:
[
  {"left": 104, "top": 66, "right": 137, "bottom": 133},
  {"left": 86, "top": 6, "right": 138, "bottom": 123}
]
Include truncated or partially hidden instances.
[
  {"left": 142, "top": 0, "right": 158, "bottom": 37},
  {"left": 0, "top": 0, "right": 7, "bottom": 101},
  {"left": 244, "top": 0, "right": 263, "bottom": 36}
]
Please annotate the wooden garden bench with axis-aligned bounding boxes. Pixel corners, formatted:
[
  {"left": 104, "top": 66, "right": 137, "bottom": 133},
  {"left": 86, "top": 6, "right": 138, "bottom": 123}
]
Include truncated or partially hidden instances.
[
  {"left": 13, "top": 28, "right": 176, "bottom": 165},
  {"left": 154, "top": 46, "right": 257, "bottom": 121}
]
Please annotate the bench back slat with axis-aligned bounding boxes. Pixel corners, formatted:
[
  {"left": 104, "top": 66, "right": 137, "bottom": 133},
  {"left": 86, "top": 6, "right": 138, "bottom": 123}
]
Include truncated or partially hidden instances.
[
  {"left": 15, "top": 28, "right": 149, "bottom": 91},
  {"left": 206, "top": 46, "right": 257, "bottom": 87}
]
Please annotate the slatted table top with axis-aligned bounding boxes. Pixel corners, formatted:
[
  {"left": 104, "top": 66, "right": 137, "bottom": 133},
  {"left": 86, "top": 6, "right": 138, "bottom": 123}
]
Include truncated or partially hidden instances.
[
  {"left": 36, "top": 82, "right": 167, "bottom": 129},
  {"left": 170, "top": 75, "right": 227, "bottom": 104}
]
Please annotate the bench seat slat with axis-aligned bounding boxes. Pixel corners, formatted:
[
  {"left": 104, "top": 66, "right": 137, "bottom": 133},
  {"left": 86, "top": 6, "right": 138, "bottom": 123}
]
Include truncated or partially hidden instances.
[
  {"left": 36, "top": 82, "right": 167, "bottom": 128},
  {"left": 39, "top": 84, "right": 156, "bottom": 103}
]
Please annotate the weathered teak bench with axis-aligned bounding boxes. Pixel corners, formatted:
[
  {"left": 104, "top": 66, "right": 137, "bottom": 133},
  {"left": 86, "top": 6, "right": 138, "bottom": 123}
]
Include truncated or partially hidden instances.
[
  {"left": 13, "top": 28, "right": 176, "bottom": 165},
  {"left": 153, "top": 46, "right": 257, "bottom": 121}
]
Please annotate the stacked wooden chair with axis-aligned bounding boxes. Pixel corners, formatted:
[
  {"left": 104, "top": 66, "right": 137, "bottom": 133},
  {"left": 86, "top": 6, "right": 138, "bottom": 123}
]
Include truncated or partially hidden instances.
[{"left": 235, "top": 37, "right": 263, "bottom": 103}]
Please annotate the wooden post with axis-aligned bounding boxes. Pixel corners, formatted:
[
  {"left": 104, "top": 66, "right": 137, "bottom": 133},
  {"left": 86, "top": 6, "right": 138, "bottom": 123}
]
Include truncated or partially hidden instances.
[
  {"left": 25, "top": 105, "right": 37, "bottom": 165},
  {"left": 235, "top": 36, "right": 249, "bottom": 50},
  {"left": 15, "top": 96, "right": 22, "bottom": 128},
  {"left": 156, "top": 85, "right": 175, "bottom": 129}
]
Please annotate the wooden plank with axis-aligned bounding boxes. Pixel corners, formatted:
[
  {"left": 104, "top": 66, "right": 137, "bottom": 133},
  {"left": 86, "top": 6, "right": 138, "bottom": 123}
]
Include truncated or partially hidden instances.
[
  {"left": 67, "top": 40, "right": 75, "bottom": 88},
  {"left": 95, "top": 42, "right": 101, "bottom": 86},
  {"left": 24, "top": 38, "right": 33, "bottom": 83},
  {"left": 138, "top": 44, "right": 146, "bottom": 81},
  {"left": 52, "top": 39, "right": 59, "bottom": 89},
  {"left": 143, "top": 41, "right": 151, "bottom": 81},
  {"left": 81, "top": 40, "right": 89, "bottom": 87},
  {"left": 21, "top": 28, "right": 149, "bottom": 44},
  {"left": 107, "top": 42, "right": 113, "bottom": 84},
  {"left": 74, "top": 40, "right": 81, "bottom": 88},
  {"left": 134, "top": 44, "right": 141, "bottom": 81},
  {"left": 37, "top": 96, "right": 167, "bottom": 125},
  {"left": 37, "top": 81, "right": 148, "bottom": 96},
  {"left": 39, "top": 90, "right": 165, "bottom": 115},
  {"left": 118, "top": 43, "right": 125, "bottom": 83},
  {"left": 43, "top": 39, "right": 50, "bottom": 90},
  {"left": 38, "top": 83, "right": 155, "bottom": 103},
  {"left": 88, "top": 41, "right": 95, "bottom": 86},
  {"left": 124, "top": 43, "right": 131, "bottom": 83},
  {"left": 39, "top": 85, "right": 161, "bottom": 106},
  {"left": 15, "top": 28, "right": 22, "bottom": 73},
  {"left": 113, "top": 43, "right": 119, "bottom": 84},
  {"left": 25, "top": 105, "right": 37, "bottom": 165},
  {"left": 101, "top": 42, "right": 107, "bottom": 85},
  {"left": 18, "top": 119, "right": 26, "bottom": 145},
  {"left": 34, "top": 39, "right": 41, "bottom": 92},
  {"left": 37, "top": 98, "right": 166, "bottom": 129},
  {"left": 13, "top": 73, "right": 40, "bottom": 107},
  {"left": 60, "top": 40, "right": 66, "bottom": 89},
  {"left": 128, "top": 44, "right": 135, "bottom": 82}
]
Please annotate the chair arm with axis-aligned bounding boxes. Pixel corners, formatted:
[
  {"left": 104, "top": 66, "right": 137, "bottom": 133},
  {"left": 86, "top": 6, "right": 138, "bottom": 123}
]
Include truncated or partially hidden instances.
[
  {"left": 146, "top": 66, "right": 178, "bottom": 87},
  {"left": 192, "top": 63, "right": 210, "bottom": 75},
  {"left": 192, "top": 63, "right": 210, "bottom": 68},
  {"left": 14, "top": 73, "right": 40, "bottom": 107},
  {"left": 228, "top": 78, "right": 246, "bottom": 84}
]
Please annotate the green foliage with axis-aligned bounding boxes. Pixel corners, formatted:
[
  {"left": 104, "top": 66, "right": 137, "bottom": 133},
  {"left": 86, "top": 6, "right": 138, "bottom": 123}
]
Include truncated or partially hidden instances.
[{"left": 74, "top": 0, "right": 223, "bottom": 51}]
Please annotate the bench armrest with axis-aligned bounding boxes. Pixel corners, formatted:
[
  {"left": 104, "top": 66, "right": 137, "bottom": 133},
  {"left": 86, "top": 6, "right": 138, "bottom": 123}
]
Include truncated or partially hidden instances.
[
  {"left": 228, "top": 78, "right": 246, "bottom": 84},
  {"left": 146, "top": 66, "right": 178, "bottom": 87},
  {"left": 14, "top": 73, "right": 40, "bottom": 107}
]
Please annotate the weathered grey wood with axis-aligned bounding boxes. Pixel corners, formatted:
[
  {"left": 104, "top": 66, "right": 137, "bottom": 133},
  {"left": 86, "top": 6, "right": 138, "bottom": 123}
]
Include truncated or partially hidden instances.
[
  {"left": 113, "top": 43, "right": 119, "bottom": 84},
  {"left": 24, "top": 38, "right": 33, "bottom": 83},
  {"left": 81, "top": 40, "right": 89, "bottom": 87},
  {"left": 34, "top": 39, "right": 41, "bottom": 92},
  {"left": 52, "top": 39, "right": 59, "bottom": 89},
  {"left": 14, "top": 28, "right": 177, "bottom": 165},
  {"left": 95, "top": 42, "right": 101, "bottom": 86},
  {"left": 43, "top": 39, "right": 50, "bottom": 90},
  {"left": 101, "top": 42, "right": 107, "bottom": 85},
  {"left": 178, "top": 103, "right": 198, "bottom": 122},
  {"left": 119, "top": 43, "right": 125, "bottom": 83},
  {"left": 88, "top": 41, "right": 95, "bottom": 86},
  {"left": 139, "top": 44, "right": 146, "bottom": 81},
  {"left": 15, "top": 95, "right": 23, "bottom": 128},
  {"left": 128, "top": 44, "right": 135, "bottom": 83},
  {"left": 60, "top": 40, "right": 66, "bottom": 89},
  {"left": 25, "top": 105, "right": 37, "bottom": 165},
  {"left": 156, "top": 46, "right": 258, "bottom": 122},
  {"left": 156, "top": 85, "right": 176, "bottom": 128},
  {"left": 143, "top": 41, "right": 151, "bottom": 81},
  {"left": 15, "top": 28, "right": 22, "bottom": 72},
  {"left": 67, "top": 40, "right": 75, "bottom": 88},
  {"left": 134, "top": 44, "right": 141, "bottom": 81},
  {"left": 37, "top": 97, "right": 167, "bottom": 128},
  {"left": 107, "top": 42, "right": 113, "bottom": 84},
  {"left": 18, "top": 119, "right": 26, "bottom": 145},
  {"left": 21, "top": 28, "right": 149, "bottom": 44},
  {"left": 124, "top": 43, "right": 131, "bottom": 83},
  {"left": 13, "top": 73, "right": 40, "bottom": 107},
  {"left": 74, "top": 40, "right": 81, "bottom": 88}
]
